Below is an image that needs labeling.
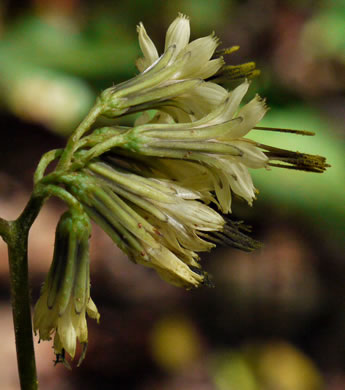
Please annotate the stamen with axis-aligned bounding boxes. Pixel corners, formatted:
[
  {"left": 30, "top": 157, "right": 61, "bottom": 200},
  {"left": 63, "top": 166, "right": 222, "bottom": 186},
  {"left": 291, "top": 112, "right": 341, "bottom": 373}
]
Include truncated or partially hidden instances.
[
  {"left": 254, "top": 126, "right": 315, "bottom": 136},
  {"left": 188, "top": 266, "right": 215, "bottom": 288},
  {"left": 215, "top": 45, "right": 240, "bottom": 56},
  {"left": 258, "top": 144, "right": 330, "bottom": 173},
  {"left": 54, "top": 350, "right": 71, "bottom": 370},
  {"left": 208, "top": 62, "right": 260, "bottom": 83},
  {"left": 199, "top": 218, "right": 262, "bottom": 252}
]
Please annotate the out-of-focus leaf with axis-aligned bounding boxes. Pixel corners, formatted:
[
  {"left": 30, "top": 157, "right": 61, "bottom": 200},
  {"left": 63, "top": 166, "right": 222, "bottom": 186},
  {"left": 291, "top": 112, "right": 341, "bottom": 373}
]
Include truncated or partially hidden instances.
[
  {"left": 0, "top": 15, "right": 138, "bottom": 79},
  {"left": 212, "top": 351, "right": 258, "bottom": 390},
  {"left": 212, "top": 342, "right": 323, "bottom": 390},
  {"left": 166, "top": 0, "right": 230, "bottom": 33},
  {"left": 250, "top": 105, "right": 344, "bottom": 236},
  {"left": 301, "top": 3, "right": 345, "bottom": 61},
  {"left": 0, "top": 60, "right": 94, "bottom": 134}
]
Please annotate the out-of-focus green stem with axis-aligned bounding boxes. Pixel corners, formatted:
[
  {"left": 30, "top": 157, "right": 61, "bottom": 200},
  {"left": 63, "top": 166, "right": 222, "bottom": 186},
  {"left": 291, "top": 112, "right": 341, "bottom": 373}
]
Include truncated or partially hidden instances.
[{"left": 0, "top": 217, "right": 11, "bottom": 243}]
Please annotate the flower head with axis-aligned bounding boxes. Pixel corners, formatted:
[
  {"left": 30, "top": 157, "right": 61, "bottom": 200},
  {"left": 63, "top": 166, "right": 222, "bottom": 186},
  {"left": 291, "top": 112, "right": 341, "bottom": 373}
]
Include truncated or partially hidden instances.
[
  {"left": 33, "top": 210, "right": 99, "bottom": 366},
  {"left": 54, "top": 15, "right": 328, "bottom": 286},
  {"left": 95, "top": 80, "right": 328, "bottom": 214},
  {"left": 99, "top": 14, "right": 256, "bottom": 123},
  {"left": 119, "top": 80, "right": 265, "bottom": 211},
  {"left": 33, "top": 12, "right": 329, "bottom": 370},
  {"left": 53, "top": 160, "right": 259, "bottom": 289}
]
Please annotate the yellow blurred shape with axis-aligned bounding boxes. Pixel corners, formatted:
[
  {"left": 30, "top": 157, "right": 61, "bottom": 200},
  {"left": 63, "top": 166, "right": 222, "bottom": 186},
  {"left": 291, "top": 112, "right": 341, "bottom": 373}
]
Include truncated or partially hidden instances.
[
  {"left": 212, "top": 342, "right": 324, "bottom": 390},
  {"left": 212, "top": 352, "right": 258, "bottom": 390},
  {"left": 150, "top": 315, "right": 202, "bottom": 372},
  {"left": 258, "top": 342, "right": 324, "bottom": 390}
]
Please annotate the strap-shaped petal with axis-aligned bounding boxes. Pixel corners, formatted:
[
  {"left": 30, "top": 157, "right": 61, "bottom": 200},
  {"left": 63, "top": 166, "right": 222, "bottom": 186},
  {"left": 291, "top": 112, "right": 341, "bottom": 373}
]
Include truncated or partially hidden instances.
[
  {"left": 193, "top": 57, "right": 224, "bottom": 79},
  {"left": 230, "top": 94, "right": 268, "bottom": 138},
  {"left": 57, "top": 303, "right": 77, "bottom": 358},
  {"left": 208, "top": 81, "right": 250, "bottom": 125},
  {"left": 165, "top": 13, "right": 190, "bottom": 57},
  {"left": 225, "top": 162, "right": 256, "bottom": 204},
  {"left": 137, "top": 22, "right": 159, "bottom": 70},
  {"left": 177, "top": 34, "right": 220, "bottom": 78}
]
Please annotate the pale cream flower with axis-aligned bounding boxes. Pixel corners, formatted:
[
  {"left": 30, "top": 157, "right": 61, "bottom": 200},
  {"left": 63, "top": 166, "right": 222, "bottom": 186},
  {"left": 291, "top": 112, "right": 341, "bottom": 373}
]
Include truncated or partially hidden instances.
[
  {"left": 106, "top": 79, "right": 328, "bottom": 213},
  {"left": 53, "top": 166, "right": 258, "bottom": 289},
  {"left": 31, "top": 13, "right": 330, "bottom": 373},
  {"left": 59, "top": 171, "right": 214, "bottom": 288},
  {"left": 33, "top": 211, "right": 100, "bottom": 365},
  {"left": 135, "top": 13, "right": 227, "bottom": 122},
  {"left": 100, "top": 14, "right": 229, "bottom": 121},
  {"left": 136, "top": 14, "right": 223, "bottom": 78},
  {"left": 34, "top": 288, "right": 99, "bottom": 364},
  {"left": 117, "top": 80, "right": 266, "bottom": 212}
]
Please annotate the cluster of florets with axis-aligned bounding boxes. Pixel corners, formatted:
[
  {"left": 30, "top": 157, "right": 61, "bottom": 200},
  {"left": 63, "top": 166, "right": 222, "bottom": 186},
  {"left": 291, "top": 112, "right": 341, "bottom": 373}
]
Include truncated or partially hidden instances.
[{"left": 33, "top": 14, "right": 328, "bottom": 366}]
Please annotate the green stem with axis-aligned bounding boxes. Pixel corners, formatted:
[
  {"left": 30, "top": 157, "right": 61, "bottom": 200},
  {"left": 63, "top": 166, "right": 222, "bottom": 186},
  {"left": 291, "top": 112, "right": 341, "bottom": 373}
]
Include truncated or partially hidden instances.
[
  {"left": 0, "top": 217, "right": 11, "bottom": 243},
  {"left": 38, "top": 184, "right": 83, "bottom": 213},
  {"left": 34, "top": 149, "right": 63, "bottom": 185},
  {"left": 8, "top": 229, "right": 38, "bottom": 390},
  {"left": 72, "top": 133, "right": 128, "bottom": 167},
  {"left": 57, "top": 103, "right": 103, "bottom": 171},
  {"left": 7, "top": 194, "right": 46, "bottom": 390}
]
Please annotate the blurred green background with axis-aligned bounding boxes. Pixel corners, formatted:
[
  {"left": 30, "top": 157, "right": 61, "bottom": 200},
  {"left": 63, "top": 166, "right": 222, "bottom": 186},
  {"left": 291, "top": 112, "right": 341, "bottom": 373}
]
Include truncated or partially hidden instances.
[{"left": 0, "top": 0, "right": 344, "bottom": 389}]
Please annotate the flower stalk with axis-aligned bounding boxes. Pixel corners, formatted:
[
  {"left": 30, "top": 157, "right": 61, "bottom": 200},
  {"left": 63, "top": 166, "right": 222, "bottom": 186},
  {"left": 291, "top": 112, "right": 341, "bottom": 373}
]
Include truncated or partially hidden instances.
[
  {"left": 56, "top": 103, "right": 103, "bottom": 171},
  {"left": 7, "top": 227, "right": 38, "bottom": 390}
]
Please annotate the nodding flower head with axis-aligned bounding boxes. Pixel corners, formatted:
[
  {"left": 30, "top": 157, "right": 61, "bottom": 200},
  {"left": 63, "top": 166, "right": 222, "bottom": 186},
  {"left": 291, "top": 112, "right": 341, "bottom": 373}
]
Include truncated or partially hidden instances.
[
  {"left": 33, "top": 210, "right": 99, "bottom": 367},
  {"left": 54, "top": 162, "right": 260, "bottom": 289}
]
